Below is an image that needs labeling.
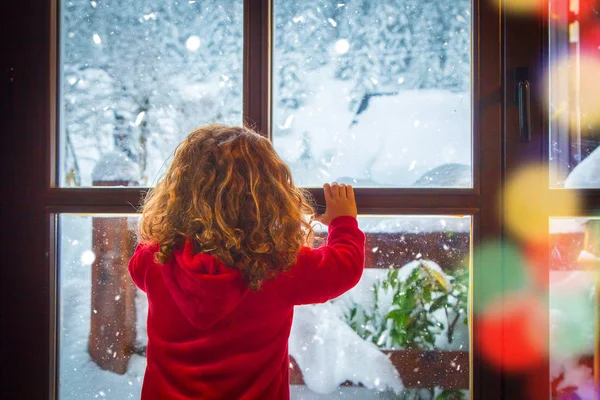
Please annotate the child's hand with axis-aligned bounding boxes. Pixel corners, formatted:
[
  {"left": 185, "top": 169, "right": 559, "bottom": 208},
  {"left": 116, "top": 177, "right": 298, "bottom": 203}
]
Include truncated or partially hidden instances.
[{"left": 317, "top": 182, "right": 358, "bottom": 226}]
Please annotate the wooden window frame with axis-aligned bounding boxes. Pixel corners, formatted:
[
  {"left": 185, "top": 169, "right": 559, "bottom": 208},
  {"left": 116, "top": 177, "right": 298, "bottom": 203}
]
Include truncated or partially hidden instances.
[
  {"left": 41, "top": 0, "right": 501, "bottom": 397},
  {"left": 501, "top": 2, "right": 600, "bottom": 398},
  {"left": 10, "top": 0, "right": 600, "bottom": 399}
]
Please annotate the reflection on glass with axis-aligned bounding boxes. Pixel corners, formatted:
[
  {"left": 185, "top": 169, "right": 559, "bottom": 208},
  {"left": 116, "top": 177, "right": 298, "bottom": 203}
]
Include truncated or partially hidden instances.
[
  {"left": 548, "top": 0, "right": 600, "bottom": 188},
  {"left": 60, "top": 0, "right": 243, "bottom": 187},
  {"left": 273, "top": 0, "right": 472, "bottom": 188},
  {"left": 549, "top": 217, "right": 599, "bottom": 399},
  {"left": 59, "top": 215, "right": 470, "bottom": 399}
]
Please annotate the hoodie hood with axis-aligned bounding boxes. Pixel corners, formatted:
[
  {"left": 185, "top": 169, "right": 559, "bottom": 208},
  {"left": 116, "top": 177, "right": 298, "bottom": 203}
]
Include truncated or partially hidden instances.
[{"left": 161, "top": 240, "right": 249, "bottom": 330}]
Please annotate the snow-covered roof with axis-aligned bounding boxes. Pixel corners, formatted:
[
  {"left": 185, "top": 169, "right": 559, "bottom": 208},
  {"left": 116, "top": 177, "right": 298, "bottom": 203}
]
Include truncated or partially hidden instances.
[
  {"left": 564, "top": 146, "right": 600, "bottom": 189},
  {"left": 91, "top": 151, "right": 140, "bottom": 183},
  {"left": 314, "top": 216, "right": 471, "bottom": 234},
  {"left": 549, "top": 218, "right": 589, "bottom": 234}
]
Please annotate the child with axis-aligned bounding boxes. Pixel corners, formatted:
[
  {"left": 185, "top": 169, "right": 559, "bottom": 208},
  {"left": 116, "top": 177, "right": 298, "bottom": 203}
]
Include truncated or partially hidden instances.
[{"left": 128, "top": 125, "right": 365, "bottom": 399}]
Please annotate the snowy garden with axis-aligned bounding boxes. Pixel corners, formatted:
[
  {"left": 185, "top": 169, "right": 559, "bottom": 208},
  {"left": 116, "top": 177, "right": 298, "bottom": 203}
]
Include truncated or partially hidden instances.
[{"left": 56, "top": 0, "right": 599, "bottom": 399}]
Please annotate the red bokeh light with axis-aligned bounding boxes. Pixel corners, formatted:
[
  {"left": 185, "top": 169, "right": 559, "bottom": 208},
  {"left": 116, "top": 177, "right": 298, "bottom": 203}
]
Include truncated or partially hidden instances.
[
  {"left": 580, "top": 24, "right": 600, "bottom": 54},
  {"left": 478, "top": 296, "right": 547, "bottom": 371}
]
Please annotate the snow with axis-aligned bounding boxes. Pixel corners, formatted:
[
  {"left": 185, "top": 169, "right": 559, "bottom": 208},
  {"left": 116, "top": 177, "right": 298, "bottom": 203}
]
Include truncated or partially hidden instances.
[
  {"left": 549, "top": 217, "right": 588, "bottom": 234},
  {"left": 273, "top": 69, "right": 471, "bottom": 187},
  {"left": 564, "top": 145, "right": 600, "bottom": 188},
  {"left": 185, "top": 35, "right": 202, "bottom": 51},
  {"left": 91, "top": 151, "right": 140, "bottom": 184},
  {"left": 334, "top": 39, "right": 349, "bottom": 54},
  {"left": 394, "top": 260, "right": 453, "bottom": 290},
  {"left": 61, "top": 0, "right": 244, "bottom": 187},
  {"left": 578, "top": 250, "right": 600, "bottom": 261},
  {"left": 62, "top": 0, "right": 471, "bottom": 188},
  {"left": 550, "top": 359, "right": 596, "bottom": 400},
  {"left": 355, "top": 215, "right": 471, "bottom": 234},
  {"left": 59, "top": 215, "right": 145, "bottom": 399},
  {"left": 289, "top": 305, "right": 403, "bottom": 395}
]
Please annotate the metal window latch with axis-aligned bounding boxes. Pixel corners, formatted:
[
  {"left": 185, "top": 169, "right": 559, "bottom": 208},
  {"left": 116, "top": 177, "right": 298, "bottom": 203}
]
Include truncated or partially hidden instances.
[{"left": 514, "top": 67, "right": 531, "bottom": 143}]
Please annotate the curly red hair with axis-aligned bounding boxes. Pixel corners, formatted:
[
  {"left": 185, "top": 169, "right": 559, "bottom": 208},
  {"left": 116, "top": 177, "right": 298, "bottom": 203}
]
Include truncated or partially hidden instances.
[{"left": 139, "top": 125, "right": 315, "bottom": 290}]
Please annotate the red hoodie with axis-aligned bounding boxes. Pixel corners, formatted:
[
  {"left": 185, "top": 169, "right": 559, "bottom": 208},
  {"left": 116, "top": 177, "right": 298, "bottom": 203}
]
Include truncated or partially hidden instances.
[{"left": 128, "top": 216, "right": 365, "bottom": 400}]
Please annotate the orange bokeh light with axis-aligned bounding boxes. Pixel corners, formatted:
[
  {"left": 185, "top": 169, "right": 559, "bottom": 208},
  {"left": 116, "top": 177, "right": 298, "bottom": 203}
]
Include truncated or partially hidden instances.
[
  {"left": 504, "top": 166, "right": 580, "bottom": 243},
  {"left": 523, "top": 240, "right": 550, "bottom": 287},
  {"left": 492, "top": 0, "right": 544, "bottom": 16}
]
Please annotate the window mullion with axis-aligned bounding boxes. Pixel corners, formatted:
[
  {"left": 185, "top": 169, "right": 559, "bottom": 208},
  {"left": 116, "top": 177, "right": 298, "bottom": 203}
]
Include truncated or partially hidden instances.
[{"left": 243, "top": 0, "right": 272, "bottom": 138}]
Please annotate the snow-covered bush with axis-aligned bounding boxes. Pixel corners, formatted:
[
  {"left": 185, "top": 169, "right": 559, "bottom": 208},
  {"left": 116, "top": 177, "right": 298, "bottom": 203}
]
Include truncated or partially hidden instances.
[{"left": 337, "top": 261, "right": 469, "bottom": 400}]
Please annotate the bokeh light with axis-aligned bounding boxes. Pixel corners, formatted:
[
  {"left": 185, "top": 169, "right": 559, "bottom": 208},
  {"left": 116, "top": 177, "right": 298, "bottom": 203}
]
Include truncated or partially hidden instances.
[
  {"left": 494, "top": 0, "right": 599, "bottom": 19},
  {"left": 523, "top": 240, "right": 550, "bottom": 287},
  {"left": 547, "top": 29, "right": 600, "bottom": 134},
  {"left": 478, "top": 294, "right": 547, "bottom": 371},
  {"left": 577, "top": 55, "right": 600, "bottom": 130},
  {"left": 472, "top": 241, "right": 531, "bottom": 314},
  {"left": 80, "top": 250, "right": 96, "bottom": 265},
  {"left": 492, "top": 0, "right": 543, "bottom": 16},
  {"left": 185, "top": 35, "right": 201, "bottom": 52},
  {"left": 504, "top": 166, "right": 580, "bottom": 243},
  {"left": 334, "top": 39, "right": 350, "bottom": 55}
]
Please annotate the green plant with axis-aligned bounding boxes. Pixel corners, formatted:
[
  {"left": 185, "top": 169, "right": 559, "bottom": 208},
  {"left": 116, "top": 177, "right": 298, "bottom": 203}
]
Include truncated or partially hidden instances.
[{"left": 340, "top": 261, "right": 469, "bottom": 400}]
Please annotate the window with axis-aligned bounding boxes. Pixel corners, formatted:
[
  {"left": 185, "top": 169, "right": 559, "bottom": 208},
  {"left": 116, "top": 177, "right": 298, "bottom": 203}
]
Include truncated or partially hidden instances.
[
  {"left": 548, "top": 0, "right": 600, "bottom": 188},
  {"left": 502, "top": 0, "right": 600, "bottom": 397},
  {"left": 272, "top": 0, "right": 472, "bottom": 188},
  {"left": 12, "top": 0, "right": 571, "bottom": 397},
  {"left": 549, "top": 217, "right": 599, "bottom": 398},
  {"left": 544, "top": 3, "right": 600, "bottom": 397},
  {"left": 52, "top": 1, "right": 487, "bottom": 398},
  {"left": 60, "top": 0, "right": 243, "bottom": 187},
  {"left": 59, "top": 215, "right": 471, "bottom": 398}
]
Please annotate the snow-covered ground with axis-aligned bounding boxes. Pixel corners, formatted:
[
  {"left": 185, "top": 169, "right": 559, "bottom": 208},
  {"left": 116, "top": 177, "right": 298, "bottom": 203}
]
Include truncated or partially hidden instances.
[
  {"left": 69, "top": 81, "right": 472, "bottom": 189},
  {"left": 272, "top": 68, "right": 471, "bottom": 188}
]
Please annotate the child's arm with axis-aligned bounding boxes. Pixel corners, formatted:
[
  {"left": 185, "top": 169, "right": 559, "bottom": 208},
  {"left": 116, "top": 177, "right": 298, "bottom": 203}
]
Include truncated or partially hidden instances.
[{"left": 273, "top": 183, "right": 365, "bottom": 305}]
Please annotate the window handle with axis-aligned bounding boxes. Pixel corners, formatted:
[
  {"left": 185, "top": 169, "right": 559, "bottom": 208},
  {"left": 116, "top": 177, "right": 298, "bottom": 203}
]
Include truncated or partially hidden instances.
[{"left": 517, "top": 79, "right": 531, "bottom": 143}]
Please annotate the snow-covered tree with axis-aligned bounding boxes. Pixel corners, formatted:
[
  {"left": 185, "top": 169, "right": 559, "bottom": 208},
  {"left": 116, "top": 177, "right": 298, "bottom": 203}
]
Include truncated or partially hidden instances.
[
  {"left": 63, "top": 0, "right": 472, "bottom": 187},
  {"left": 274, "top": 0, "right": 337, "bottom": 110},
  {"left": 62, "top": 0, "right": 242, "bottom": 185}
]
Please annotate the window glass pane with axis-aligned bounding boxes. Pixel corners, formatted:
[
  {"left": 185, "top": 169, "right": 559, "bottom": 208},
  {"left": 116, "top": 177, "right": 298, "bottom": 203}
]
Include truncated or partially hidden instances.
[
  {"left": 59, "top": 0, "right": 243, "bottom": 187},
  {"left": 548, "top": 0, "right": 600, "bottom": 188},
  {"left": 549, "top": 217, "right": 599, "bottom": 398},
  {"left": 273, "top": 0, "right": 472, "bottom": 188},
  {"left": 59, "top": 214, "right": 470, "bottom": 399}
]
